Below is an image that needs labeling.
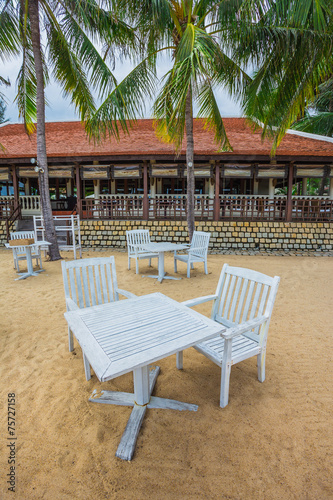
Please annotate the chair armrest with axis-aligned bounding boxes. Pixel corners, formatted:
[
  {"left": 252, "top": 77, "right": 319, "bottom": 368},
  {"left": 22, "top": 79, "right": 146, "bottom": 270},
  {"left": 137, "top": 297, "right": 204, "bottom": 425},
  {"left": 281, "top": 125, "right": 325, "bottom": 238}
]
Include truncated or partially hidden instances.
[
  {"left": 181, "top": 294, "right": 218, "bottom": 308},
  {"left": 117, "top": 288, "right": 137, "bottom": 299},
  {"left": 221, "top": 314, "right": 269, "bottom": 340},
  {"left": 66, "top": 297, "right": 79, "bottom": 311}
]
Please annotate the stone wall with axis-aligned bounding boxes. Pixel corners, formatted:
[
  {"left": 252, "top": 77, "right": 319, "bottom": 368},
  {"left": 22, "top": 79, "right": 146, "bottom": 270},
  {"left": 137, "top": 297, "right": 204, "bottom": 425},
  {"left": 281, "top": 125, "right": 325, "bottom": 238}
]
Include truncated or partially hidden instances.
[
  {"left": 80, "top": 220, "right": 333, "bottom": 253},
  {"left": 0, "top": 221, "right": 7, "bottom": 246}
]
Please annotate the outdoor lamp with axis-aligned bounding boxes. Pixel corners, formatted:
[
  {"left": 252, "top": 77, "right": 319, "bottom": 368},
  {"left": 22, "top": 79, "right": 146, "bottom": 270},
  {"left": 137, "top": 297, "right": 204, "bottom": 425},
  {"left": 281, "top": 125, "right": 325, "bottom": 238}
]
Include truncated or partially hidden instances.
[{"left": 30, "top": 157, "right": 44, "bottom": 173}]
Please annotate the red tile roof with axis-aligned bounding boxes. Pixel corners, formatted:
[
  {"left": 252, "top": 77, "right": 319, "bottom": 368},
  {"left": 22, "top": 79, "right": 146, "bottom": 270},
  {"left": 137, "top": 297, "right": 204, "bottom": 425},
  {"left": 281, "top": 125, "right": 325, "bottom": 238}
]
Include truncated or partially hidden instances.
[{"left": 0, "top": 118, "right": 332, "bottom": 160}]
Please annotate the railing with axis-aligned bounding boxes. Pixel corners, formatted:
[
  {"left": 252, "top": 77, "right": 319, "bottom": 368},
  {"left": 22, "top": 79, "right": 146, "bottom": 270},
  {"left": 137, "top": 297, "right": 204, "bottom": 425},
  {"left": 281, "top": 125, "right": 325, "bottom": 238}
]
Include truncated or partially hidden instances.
[
  {"left": 5, "top": 204, "right": 22, "bottom": 240},
  {"left": 20, "top": 195, "right": 40, "bottom": 214},
  {"left": 291, "top": 198, "right": 333, "bottom": 221},
  {"left": 0, "top": 195, "right": 41, "bottom": 216},
  {"left": 81, "top": 195, "right": 215, "bottom": 221},
  {"left": 218, "top": 195, "right": 286, "bottom": 221},
  {"left": 2, "top": 194, "right": 333, "bottom": 222},
  {"left": 0, "top": 197, "right": 15, "bottom": 220},
  {"left": 148, "top": 195, "right": 214, "bottom": 220},
  {"left": 82, "top": 195, "right": 144, "bottom": 219}
]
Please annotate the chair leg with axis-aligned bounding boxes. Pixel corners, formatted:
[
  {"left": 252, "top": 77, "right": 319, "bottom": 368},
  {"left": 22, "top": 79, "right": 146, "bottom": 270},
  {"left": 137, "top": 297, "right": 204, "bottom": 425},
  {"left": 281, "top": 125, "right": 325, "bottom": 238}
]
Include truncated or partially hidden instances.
[
  {"left": 176, "top": 351, "right": 183, "bottom": 369},
  {"left": 128, "top": 256, "right": 131, "bottom": 270},
  {"left": 220, "top": 339, "right": 232, "bottom": 408},
  {"left": 174, "top": 255, "right": 177, "bottom": 273},
  {"left": 257, "top": 348, "right": 266, "bottom": 383},
  {"left": 149, "top": 258, "right": 152, "bottom": 267},
  {"left": 136, "top": 258, "right": 139, "bottom": 274},
  {"left": 204, "top": 260, "right": 208, "bottom": 275},
  {"left": 68, "top": 326, "right": 74, "bottom": 352},
  {"left": 83, "top": 353, "right": 91, "bottom": 381},
  {"left": 187, "top": 261, "right": 191, "bottom": 278}
]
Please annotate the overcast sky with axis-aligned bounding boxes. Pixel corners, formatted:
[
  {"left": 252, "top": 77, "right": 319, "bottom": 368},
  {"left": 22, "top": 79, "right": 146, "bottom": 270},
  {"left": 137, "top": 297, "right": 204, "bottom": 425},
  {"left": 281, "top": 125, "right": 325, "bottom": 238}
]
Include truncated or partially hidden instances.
[{"left": 0, "top": 54, "right": 243, "bottom": 124}]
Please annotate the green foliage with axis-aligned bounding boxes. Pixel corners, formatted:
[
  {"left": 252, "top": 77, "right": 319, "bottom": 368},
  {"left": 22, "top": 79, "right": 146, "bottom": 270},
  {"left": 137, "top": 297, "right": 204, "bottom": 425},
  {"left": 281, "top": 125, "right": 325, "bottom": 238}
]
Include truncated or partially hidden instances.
[
  {"left": 0, "top": 98, "right": 6, "bottom": 123},
  {"left": 238, "top": 0, "right": 333, "bottom": 151},
  {"left": 292, "top": 77, "right": 333, "bottom": 137},
  {"left": 0, "top": 0, "right": 135, "bottom": 133}
]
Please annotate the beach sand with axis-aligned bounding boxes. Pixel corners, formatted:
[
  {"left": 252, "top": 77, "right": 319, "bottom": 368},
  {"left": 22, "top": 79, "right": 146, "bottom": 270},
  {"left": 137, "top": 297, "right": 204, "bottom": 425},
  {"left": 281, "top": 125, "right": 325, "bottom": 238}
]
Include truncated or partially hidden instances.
[{"left": 0, "top": 248, "right": 332, "bottom": 499}]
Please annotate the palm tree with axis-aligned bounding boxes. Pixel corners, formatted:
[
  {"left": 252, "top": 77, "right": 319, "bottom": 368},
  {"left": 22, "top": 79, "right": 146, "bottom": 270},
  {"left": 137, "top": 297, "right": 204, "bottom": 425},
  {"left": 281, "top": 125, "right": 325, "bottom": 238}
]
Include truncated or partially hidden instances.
[
  {"left": 292, "top": 76, "right": 333, "bottom": 138},
  {"left": 239, "top": 0, "right": 333, "bottom": 152},
  {"left": 0, "top": 0, "right": 134, "bottom": 259},
  {"left": 86, "top": 0, "right": 251, "bottom": 241}
]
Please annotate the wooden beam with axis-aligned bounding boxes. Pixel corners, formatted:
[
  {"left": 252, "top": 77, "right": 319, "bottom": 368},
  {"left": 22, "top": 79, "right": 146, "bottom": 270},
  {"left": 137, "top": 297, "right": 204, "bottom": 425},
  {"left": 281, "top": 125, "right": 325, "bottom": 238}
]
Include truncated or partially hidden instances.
[
  {"left": 75, "top": 164, "right": 82, "bottom": 218},
  {"left": 143, "top": 162, "right": 148, "bottom": 220},
  {"left": 11, "top": 164, "right": 19, "bottom": 211},
  {"left": 214, "top": 162, "right": 220, "bottom": 221},
  {"left": 286, "top": 163, "right": 294, "bottom": 222}
]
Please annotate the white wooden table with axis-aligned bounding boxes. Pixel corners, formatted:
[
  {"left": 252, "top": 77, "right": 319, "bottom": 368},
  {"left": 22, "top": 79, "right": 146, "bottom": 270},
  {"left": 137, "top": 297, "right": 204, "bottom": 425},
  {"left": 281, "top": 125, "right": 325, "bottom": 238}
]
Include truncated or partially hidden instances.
[
  {"left": 142, "top": 242, "right": 189, "bottom": 282},
  {"left": 5, "top": 241, "right": 51, "bottom": 280},
  {"left": 64, "top": 292, "right": 225, "bottom": 461}
]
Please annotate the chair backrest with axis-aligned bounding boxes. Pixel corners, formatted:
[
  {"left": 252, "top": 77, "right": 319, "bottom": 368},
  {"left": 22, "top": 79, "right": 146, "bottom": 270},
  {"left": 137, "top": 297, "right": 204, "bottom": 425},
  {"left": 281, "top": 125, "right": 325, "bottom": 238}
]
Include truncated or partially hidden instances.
[
  {"left": 212, "top": 264, "right": 280, "bottom": 344},
  {"left": 61, "top": 256, "right": 119, "bottom": 308},
  {"left": 10, "top": 231, "right": 35, "bottom": 240},
  {"left": 10, "top": 231, "right": 36, "bottom": 255},
  {"left": 126, "top": 229, "right": 151, "bottom": 254},
  {"left": 190, "top": 231, "right": 210, "bottom": 258}
]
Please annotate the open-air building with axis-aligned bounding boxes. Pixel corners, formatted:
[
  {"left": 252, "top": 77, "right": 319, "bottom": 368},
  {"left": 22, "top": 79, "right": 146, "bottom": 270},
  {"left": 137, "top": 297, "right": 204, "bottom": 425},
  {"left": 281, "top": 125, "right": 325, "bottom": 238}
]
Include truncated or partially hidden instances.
[{"left": 1, "top": 118, "right": 333, "bottom": 247}]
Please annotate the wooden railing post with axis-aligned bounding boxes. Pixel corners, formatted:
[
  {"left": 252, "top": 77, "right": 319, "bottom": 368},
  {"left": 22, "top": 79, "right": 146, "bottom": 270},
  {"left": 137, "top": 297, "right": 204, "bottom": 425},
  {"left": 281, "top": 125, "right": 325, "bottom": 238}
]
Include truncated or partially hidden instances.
[
  {"left": 143, "top": 162, "right": 149, "bottom": 220},
  {"left": 286, "top": 163, "right": 294, "bottom": 222},
  {"left": 213, "top": 162, "right": 220, "bottom": 221},
  {"left": 11, "top": 164, "right": 19, "bottom": 212},
  {"left": 75, "top": 163, "right": 83, "bottom": 219}
]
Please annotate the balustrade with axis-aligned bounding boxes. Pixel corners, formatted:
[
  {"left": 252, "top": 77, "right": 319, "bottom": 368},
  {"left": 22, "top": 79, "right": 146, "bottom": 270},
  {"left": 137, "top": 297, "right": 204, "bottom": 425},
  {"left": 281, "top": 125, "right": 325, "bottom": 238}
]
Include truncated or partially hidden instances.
[{"left": 1, "top": 194, "right": 332, "bottom": 222}]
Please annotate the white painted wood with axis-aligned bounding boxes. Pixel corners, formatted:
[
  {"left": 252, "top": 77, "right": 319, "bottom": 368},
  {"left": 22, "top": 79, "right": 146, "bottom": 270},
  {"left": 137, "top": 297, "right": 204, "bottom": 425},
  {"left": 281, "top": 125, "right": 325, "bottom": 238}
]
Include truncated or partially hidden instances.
[
  {"left": 6, "top": 239, "right": 51, "bottom": 280},
  {"left": 10, "top": 231, "right": 42, "bottom": 271},
  {"left": 179, "top": 265, "right": 280, "bottom": 407},
  {"left": 33, "top": 214, "right": 82, "bottom": 258},
  {"left": 174, "top": 231, "right": 210, "bottom": 278},
  {"left": 61, "top": 256, "right": 134, "bottom": 371},
  {"left": 126, "top": 230, "right": 158, "bottom": 274},
  {"left": 176, "top": 351, "right": 183, "bottom": 369},
  {"left": 115, "top": 404, "right": 147, "bottom": 461},
  {"left": 142, "top": 242, "right": 189, "bottom": 282},
  {"left": 147, "top": 396, "right": 198, "bottom": 411},
  {"left": 64, "top": 294, "right": 224, "bottom": 460},
  {"left": 133, "top": 365, "right": 150, "bottom": 405},
  {"left": 65, "top": 293, "right": 224, "bottom": 382}
]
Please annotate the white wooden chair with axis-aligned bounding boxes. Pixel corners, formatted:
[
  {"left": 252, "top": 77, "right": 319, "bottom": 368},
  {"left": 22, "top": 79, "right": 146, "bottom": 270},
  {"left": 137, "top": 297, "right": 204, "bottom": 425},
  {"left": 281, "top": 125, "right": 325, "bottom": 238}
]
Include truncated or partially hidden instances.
[
  {"left": 174, "top": 231, "right": 210, "bottom": 278},
  {"left": 10, "top": 231, "right": 42, "bottom": 271},
  {"left": 61, "top": 256, "right": 136, "bottom": 380},
  {"left": 176, "top": 264, "right": 280, "bottom": 407},
  {"left": 126, "top": 229, "right": 158, "bottom": 274}
]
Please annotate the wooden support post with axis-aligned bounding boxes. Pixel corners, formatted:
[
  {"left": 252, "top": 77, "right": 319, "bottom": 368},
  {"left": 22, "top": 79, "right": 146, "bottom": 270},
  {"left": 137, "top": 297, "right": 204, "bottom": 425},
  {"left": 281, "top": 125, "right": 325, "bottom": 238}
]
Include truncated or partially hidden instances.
[
  {"left": 75, "top": 164, "right": 82, "bottom": 218},
  {"left": 213, "top": 162, "right": 220, "bottom": 221},
  {"left": 55, "top": 178, "right": 60, "bottom": 200},
  {"left": 143, "top": 162, "right": 149, "bottom": 220},
  {"left": 286, "top": 163, "right": 294, "bottom": 222},
  {"left": 11, "top": 165, "right": 19, "bottom": 211}
]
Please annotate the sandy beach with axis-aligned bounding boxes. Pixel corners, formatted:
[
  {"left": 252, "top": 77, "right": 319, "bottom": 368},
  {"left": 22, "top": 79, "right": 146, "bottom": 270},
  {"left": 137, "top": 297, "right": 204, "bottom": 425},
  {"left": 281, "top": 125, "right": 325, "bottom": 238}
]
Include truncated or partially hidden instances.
[{"left": 0, "top": 247, "right": 332, "bottom": 499}]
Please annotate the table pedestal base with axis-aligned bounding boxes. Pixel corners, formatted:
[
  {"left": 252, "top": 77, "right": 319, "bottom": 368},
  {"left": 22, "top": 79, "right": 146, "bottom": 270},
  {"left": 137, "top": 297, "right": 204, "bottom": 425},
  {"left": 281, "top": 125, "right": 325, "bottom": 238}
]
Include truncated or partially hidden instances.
[
  {"left": 143, "top": 273, "right": 181, "bottom": 283},
  {"left": 89, "top": 366, "right": 198, "bottom": 461},
  {"left": 15, "top": 269, "right": 45, "bottom": 281}
]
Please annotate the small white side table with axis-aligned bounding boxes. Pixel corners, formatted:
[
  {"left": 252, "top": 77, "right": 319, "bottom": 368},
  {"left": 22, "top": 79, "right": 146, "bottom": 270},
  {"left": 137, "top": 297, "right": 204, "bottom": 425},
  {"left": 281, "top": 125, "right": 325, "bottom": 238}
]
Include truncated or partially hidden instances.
[
  {"left": 6, "top": 241, "right": 51, "bottom": 280},
  {"left": 142, "top": 242, "right": 189, "bottom": 282}
]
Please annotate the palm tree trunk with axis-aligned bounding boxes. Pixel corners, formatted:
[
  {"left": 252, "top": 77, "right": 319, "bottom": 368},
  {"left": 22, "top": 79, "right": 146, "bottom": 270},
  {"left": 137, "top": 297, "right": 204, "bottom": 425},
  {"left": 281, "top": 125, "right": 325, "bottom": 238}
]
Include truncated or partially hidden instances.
[
  {"left": 185, "top": 85, "right": 195, "bottom": 242},
  {"left": 28, "top": 0, "right": 61, "bottom": 260}
]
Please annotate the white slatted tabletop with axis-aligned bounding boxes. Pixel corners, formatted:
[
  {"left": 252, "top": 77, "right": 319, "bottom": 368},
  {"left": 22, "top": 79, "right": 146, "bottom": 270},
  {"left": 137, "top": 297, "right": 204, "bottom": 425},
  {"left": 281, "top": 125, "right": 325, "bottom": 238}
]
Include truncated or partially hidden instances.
[
  {"left": 141, "top": 243, "right": 189, "bottom": 282},
  {"left": 64, "top": 292, "right": 225, "bottom": 461},
  {"left": 65, "top": 292, "right": 224, "bottom": 382}
]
